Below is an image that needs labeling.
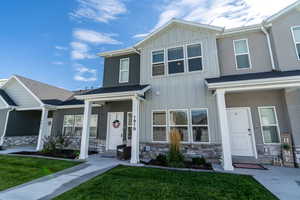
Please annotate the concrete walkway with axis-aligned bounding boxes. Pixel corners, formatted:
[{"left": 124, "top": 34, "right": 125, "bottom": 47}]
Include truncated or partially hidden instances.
[
  {"left": 0, "top": 146, "right": 36, "bottom": 154},
  {"left": 0, "top": 155, "right": 122, "bottom": 200},
  {"left": 214, "top": 164, "right": 300, "bottom": 200}
]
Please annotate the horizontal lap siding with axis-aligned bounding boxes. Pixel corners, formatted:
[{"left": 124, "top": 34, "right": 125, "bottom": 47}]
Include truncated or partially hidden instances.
[
  {"left": 225, "top": 90, "right": 291, "bottom": 146},
  {"left": 51, "top": 101, "right": 132, "bottom": 140},
  {"left": 139, "top": 24, "right": 221, "bottom": 143}
]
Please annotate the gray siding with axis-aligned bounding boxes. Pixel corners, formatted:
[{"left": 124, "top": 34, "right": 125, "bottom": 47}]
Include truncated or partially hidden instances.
[
  {"left": 103, "top": 53, "right": 140, "bottom": 88},
  {"left": 0, "top": 109, "right": 9, "bottom": 138},
  {"left": 2, "top": 79, "right": 40, "bottom": 108},
  {"left": 270, "top": 9, "right": 300, "bottom": 70},
  {"left": 51, "top": 101, "right": 132, "bottom": 140},
  {"left": 217, "top": 31, "right": 273, "bottom": 76},
  {"left": 284, "top": 89, "right": 300, "bottom": 148},
  {"left": 6, "top": 110, "right": 41, "bottom": 136},
  {"left": 225, "top": 90, "right": 291, "bottom": 148},
  {"left": 138, "top": 23, "right": 221, "bottom": 143}
]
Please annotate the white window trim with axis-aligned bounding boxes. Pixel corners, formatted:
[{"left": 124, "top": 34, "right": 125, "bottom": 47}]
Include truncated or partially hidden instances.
[
  {"left": 168, "top": 109, "right": 189, "bottom": 143},
  {"left": 190, "top": 108, "right": 210, "bottom": 144},
  {"left": 151, "top": 110, "right": 168, "bottom": 143},
  {"left": 291, "top": 26, "right": 300, "bottom": 61},
  {"left": 233, "top": 38, "right": 252, "bottom": 70},
  {"left": 258, "top": 106, "right": 281, "bottom": 145},
  {"left": 62, "top": 114, "right": 97, "bottom": 138},
  {"left": 186, "top": 43, "right": 204, "bottom": 73},
  {"left": 151, "top": 49, "right": 166, "bottom": 78},
  {"left": 167, "top": 46, "right": 186, "bottom": 75},
  {"left": 127, "top": 112, "right": 132, "bottom": 141},
  {"left": 119, "top": 58, "right": 130, "bottom": 83}
]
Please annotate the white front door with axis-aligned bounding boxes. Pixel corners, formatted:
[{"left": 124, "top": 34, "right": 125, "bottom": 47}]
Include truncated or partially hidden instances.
[
  {"left": 107, "top": 112, "right": 124, "bottom": 150},
  {"left": 227, "top": 108, "right": 256, "bottom": 157}
]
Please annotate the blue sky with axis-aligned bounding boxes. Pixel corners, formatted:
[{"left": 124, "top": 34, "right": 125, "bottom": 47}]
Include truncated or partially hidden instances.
[{"left": 0, "top": 0, "right": 296, "bottom": 91}]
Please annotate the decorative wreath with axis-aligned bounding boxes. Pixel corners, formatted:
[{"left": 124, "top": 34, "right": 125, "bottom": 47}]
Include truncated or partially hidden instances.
[{"left": 112, "top": 120, "right": 121, "bottom": 128}]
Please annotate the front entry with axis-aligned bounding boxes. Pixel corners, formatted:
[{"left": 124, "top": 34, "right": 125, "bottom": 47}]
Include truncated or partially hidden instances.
[
  {"left": 107, "top": 112, "right": 124, "bottom": 150},
  {"left": 227, "top": 108, "right": 256, "bottom": 157}
]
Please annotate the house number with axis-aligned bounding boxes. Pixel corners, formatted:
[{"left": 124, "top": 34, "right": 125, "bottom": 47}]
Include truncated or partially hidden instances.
[{"left": 133, "top": 116, "right": 136, "bottom": 131}]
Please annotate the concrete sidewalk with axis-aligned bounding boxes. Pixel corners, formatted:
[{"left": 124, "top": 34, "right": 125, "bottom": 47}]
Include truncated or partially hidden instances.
[
  {"left": 214, "top": 164, "right": 300, "bottom": 200},
  {"left": 0, "top": 155, "right": 122, "bottom": 200}
]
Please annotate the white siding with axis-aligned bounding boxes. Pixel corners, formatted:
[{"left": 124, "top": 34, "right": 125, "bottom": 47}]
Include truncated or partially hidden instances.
[
  {"left": 138, "top": 23, "right": 221, "bottom": 143},
  {"left": 0, "top": 98, "right": 7, "bottom": 108},
  {"left": 3, "top": 79, "right": 40, "bottom": 108}
]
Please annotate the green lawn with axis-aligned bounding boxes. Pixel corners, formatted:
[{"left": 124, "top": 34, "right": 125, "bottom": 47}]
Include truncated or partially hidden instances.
[
  {"left": 0, "top": 155, "right": 79, "bottom": 191},
  {"left": 55, "top": 166, "right": 277, "bottom": 200}
]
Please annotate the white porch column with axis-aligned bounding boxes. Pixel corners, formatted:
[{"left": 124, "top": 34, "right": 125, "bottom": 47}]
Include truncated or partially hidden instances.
[
  {"left": 36, "top": 107, "right": 49, "bottom": 151},
  {"left": 215, "top": 89, "right": 234, "bottom": 171},
  {"left": 131, "top": 96, "right": 140, "bottom": 164},
  {"left": 79, "top": 100, "right": 92, "bottom": 160}
]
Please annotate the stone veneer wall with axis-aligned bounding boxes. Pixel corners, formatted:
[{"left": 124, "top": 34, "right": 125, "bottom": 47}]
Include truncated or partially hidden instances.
[
  {"left": 140, "top": 143, "right": 222, "bottom": 163},
  {"left": 256, "top": 144, "right": 282, "bottom": 164},
  {"left": 66, "top": 137, "right": 106, "bottom": 153},
  {"left": 2, "top": 136, "right": 38, "bottom": 147}
]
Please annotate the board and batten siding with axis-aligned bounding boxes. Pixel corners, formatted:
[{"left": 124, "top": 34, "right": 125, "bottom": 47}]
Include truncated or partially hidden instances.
[
  {"left": 138, "top": 23, "right": 221, "bottom": 143},
  {"left": 0, "top": 109, "right": 9, "bottom": 138},
  {"left": 2, "top": 79, "right": 40, "bottom": 108}
]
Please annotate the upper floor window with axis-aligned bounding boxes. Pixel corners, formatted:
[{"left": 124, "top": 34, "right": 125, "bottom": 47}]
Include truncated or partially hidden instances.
[
  {"left": 187, "top": 44, "right": 203, "bottom": 72},
  {"left": 119, "top": 58, "right": 129, "bottom": 83},
  {"left": 167, "top": 47, "right": 185, "bottom": 74},
  {"left": 292, "top": 26, "right": 300, "bottom": 60},
  {"left": 233, "top": 39, "right": 251, "bottom": 69},
  {"left": 152, "top": 50, "right": 165, "bottom": 76}
]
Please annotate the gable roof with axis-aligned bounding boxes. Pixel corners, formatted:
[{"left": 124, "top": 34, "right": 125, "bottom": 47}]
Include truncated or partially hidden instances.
[
  {"left": 13, "top": 75, "right": 74, "bottom": 103},
  {"left": 134, "top": 18, "right": 224, "bottom": 48},
  {"left": 263, "top": 0, "right": 300, "bottom": 24},
  {"left": 0, "top": 89, "right": 17, "bottom": 106}
]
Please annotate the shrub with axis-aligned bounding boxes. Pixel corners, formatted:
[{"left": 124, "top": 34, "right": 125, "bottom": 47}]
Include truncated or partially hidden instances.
[
  {"left": 42, "top": 135, "right": 71, "bottom": 153},
  {"left": 192, "top": 157, "right": 207, "bottom": 166},
  {"left": 156, "top": 154, "right": 168, "bottom": 166},
  {"left": 167, "top": 129, "right": 184, "bottom": 168}
]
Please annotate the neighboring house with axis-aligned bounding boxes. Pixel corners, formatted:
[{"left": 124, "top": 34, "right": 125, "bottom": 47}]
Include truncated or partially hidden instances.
[{"left": 1, "top": 1, "right": 300, "bottom": 171}]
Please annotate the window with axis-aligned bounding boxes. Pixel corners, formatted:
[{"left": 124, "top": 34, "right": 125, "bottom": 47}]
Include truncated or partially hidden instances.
[
  {"left": 119, "top": 58, "right": 129, "bottom": 83},
  {"left": 187, "top": 44, "right": 203, "bottom": 72},
  {"left": 127, "top": 112, "right": 132, "bottom": 140},
  {"left": 62, "top": 114, "right": 98, "bottom": 137},
  {"left": 258, "top": 107, "right": 280, "bottom": 144},
  {"left": 167, "top": 47, "right": 185, "bottom": 74},
  {"left": 292, "top": 27, "right": 300, "bottom": 60},
  {"left": 152, "top": 50, "right": 165, "bottom": 76},
  {"left": 234, "top": 39, "right": 251, "bottom": 69},
  {"left": 152, "top": 111, "right": 167, "bottom": 142},
  {"left": 191, "top": 109, "right": 209, "bottom": 142},
  {"left": 169, "top": 110, "right": 188, "bottom": 142}
]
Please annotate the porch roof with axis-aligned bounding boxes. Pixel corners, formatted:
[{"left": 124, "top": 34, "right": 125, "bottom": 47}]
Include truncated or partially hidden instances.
[
  {"left": 206, "top": 70, "right": 300, "bottom": 84},
  {"left": 0, "top": 89, "right": 17, "bottom": 106}
]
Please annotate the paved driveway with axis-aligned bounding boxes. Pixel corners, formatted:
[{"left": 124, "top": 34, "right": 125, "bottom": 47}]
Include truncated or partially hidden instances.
[{"left": 215, "top": 165, "right": 300, "bottom": 200}]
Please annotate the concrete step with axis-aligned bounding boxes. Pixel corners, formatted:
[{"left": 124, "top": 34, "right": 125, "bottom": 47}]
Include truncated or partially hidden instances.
[{"left": 232, "top": 156, "right": 259, "bottom": 164}]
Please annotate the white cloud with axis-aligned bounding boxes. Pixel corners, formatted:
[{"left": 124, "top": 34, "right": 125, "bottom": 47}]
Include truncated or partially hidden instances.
[
  {"left": 74, "top": 64, "right": 97, "bottom": 82},
  {"left": 73, "top": 29, "right": 122, "bottom": 45},
  {"left": 70, "top": 42, "right": 97, "bottom": 60},
  {"left": 55, "top": 45, "right": 68, "bottom": 51},
  {"left": 52, "top": 61, "right": 64, "bottom": 65},
  {"left": 71, "top": 0, "right": 127, "bottom": 23},
  {"left": 133, "top": 0, "right": 297, "bottom": 38}
]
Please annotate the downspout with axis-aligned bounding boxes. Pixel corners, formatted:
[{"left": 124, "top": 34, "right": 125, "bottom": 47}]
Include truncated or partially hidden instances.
[
  {"left": 261, "top": 26, "right": 276, "bottom": 71},
  {"left": 0, "top": 107, "right": 13, "bottom": 146}
]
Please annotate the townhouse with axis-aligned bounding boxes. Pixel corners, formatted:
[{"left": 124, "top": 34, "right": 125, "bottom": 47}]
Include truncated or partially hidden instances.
[{"left": 0, "top": 1, "right": 300, "bottom": 170}]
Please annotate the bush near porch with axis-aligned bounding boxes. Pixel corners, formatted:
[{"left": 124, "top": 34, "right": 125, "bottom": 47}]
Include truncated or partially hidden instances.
[
  {"left": 0, "top": 155, "right": 80, "bottom": 191},
  {"left": 54, "top": 166, "right": 277, "bottom": 200}
]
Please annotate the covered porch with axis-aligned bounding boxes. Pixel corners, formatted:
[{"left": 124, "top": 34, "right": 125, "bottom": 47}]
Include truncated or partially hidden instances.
[
  {"left": 75, "top": 85, "right": 151, "bottom": 164},
  {"left": 206, "top": 70, "right": 300, "bottom": 170}
]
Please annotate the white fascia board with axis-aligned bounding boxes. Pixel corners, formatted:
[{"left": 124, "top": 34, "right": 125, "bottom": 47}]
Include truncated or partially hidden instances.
[
  {"left": 206, "top": 76, "right": 300, "bottom": 91},
  {"left": 218, "top": 24, "right": 262, "bottom": 38},
  {"left": 98, "top": 48, "right": 137, "bottom": 58},
  {"left": 263, "top": 1, "right": 300, "bottom": 24},
  {"left": 54, "top": 104, "right": 104, "bottom": 110},
  {"left": 134, "top": 19, "right": 224, "bottom": 48},
  {"left": 75, "top": 86, "right": 151, "bottom": 101},
  {"left": 15, "top": 107, "right": 43, "bottom": 111}
]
